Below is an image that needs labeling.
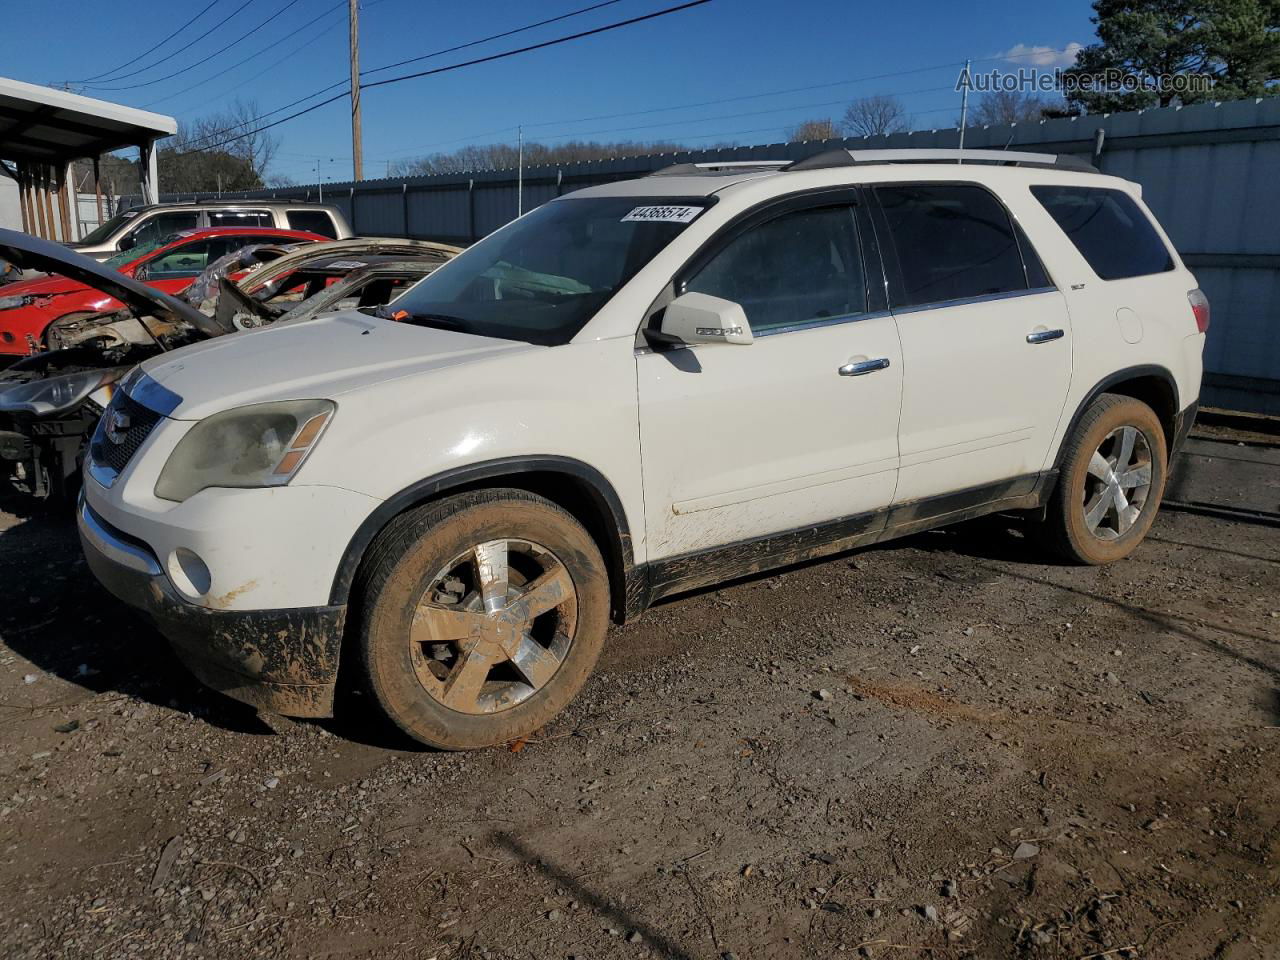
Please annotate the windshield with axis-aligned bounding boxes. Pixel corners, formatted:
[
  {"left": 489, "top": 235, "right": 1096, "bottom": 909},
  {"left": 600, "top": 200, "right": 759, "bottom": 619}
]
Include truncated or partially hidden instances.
[
  {"left": 78, "top": 209, "right": 140, "bottom": 246},
  {"left": 103, "top": 234, "right": 177, "bottom": 268},
  {"left": 384, "top": 197, "right": 707, "bottom": 345}
]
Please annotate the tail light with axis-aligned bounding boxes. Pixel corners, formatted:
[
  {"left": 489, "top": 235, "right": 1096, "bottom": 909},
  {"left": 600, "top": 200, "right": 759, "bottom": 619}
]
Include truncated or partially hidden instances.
[{"left": 1188, "top": 288, "right": 1210, "bottom": 333}]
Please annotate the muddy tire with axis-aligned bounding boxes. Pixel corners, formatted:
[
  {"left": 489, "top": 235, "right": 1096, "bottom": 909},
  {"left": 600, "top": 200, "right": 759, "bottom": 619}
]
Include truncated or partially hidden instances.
[
  {"left": 1037, "top": 393, "right": 1168, "bottom": 565},
  {"left": 357, "top": 489, "right": 609, "bottom": 750}
]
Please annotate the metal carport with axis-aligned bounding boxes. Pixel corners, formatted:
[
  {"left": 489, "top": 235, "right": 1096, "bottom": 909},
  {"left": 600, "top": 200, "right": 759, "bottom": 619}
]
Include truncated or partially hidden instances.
[{"left": 0, "top": 76, "right": 176, "bottom": 241}]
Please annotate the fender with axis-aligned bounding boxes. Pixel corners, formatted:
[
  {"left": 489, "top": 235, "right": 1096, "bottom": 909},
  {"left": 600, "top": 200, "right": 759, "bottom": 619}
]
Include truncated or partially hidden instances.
[
  {"left": 1051, "top": 363, "right": 1181, "bottom": 470},
  {"left": 328, "top": 455, "right": 635, "bottom": 611}
]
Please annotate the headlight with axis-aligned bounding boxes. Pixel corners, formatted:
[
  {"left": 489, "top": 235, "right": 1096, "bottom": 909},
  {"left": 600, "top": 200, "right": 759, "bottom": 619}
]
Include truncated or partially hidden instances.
[
  {"left": 154, "top": 399, "right": 335, "bottom": 502},
  {"left": 0, "top": 294, "right": 33, "bottom": 311},
  {"left": 0, "top": 367, "right": 127, "bottom": 416}
]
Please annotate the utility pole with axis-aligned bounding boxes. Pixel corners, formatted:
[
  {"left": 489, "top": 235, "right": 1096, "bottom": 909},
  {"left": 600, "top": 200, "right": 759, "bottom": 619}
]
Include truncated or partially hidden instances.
[
  {"left": 957, "top": 58, "right": 971, "bottom": 162},
  {"left": 349, "top": 0, "right": 364, "bottom": 181},
  {"left": 517, "top": 125, "right": 524, "bottom": 217}
]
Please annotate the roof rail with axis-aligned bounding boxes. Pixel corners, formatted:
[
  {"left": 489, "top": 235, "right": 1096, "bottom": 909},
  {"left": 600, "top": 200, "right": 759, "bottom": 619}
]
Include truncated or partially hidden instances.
[
  {"left": 647, "top": 160, "right": 791, "bottom": 177},
  {"left": 785, "top": 148, "right": 1098, "bottom": 174}
]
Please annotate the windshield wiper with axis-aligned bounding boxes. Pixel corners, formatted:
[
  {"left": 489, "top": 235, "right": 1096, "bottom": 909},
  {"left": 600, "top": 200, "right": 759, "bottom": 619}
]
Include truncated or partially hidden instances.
[{"left": 374, "top": 304, "right": 469, "bottom": 331}]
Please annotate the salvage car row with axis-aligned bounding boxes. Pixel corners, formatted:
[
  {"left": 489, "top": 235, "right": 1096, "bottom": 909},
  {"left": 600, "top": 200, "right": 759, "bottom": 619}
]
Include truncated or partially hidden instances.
[{"left": 0, "top": 211, "right": 459, "bottom": 499}]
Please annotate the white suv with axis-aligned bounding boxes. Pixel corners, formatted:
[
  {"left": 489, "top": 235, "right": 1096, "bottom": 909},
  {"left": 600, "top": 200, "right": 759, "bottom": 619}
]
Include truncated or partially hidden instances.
[{"left": 78, "top": 149, "right": 1206, "bottom": 749}]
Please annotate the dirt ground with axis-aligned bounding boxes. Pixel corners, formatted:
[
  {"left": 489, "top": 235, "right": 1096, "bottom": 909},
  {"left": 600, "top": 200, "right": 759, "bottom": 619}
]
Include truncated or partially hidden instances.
[{"left": 1, "top": 435, "right": 1277, "bottom": 960}]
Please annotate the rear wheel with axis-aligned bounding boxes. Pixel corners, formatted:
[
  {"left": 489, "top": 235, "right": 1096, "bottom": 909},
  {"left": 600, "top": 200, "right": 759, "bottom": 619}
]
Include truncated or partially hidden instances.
[
  {"left": 1037, "top": 393, "right": 1168, "bottom": 564},
  {"left": 358, "top": 489, "right": 609, "bottom": 750}
]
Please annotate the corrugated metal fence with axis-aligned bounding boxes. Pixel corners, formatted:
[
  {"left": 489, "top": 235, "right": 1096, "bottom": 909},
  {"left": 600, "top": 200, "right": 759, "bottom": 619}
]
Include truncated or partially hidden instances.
[{"left": 138, "top": 97, "right": 1280, "bottom": 414}]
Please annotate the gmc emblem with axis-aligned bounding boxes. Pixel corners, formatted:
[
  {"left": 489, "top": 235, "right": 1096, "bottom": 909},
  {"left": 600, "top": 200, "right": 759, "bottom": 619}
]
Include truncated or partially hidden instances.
[{"left": 104, "top": 408, "right": 131, "bottom": 445}]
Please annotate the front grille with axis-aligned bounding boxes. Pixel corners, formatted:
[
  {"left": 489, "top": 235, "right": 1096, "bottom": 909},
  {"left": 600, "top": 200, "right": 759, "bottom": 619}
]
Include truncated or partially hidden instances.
[{"left": 90, "top": 390, "right": 162, "bottom": 476}]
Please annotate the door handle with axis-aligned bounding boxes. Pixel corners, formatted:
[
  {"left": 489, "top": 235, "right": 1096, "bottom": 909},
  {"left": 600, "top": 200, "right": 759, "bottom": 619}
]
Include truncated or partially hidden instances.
[
  {"left": 1026, "top": 328, "right": 1065, "bottom": 344},
  {"left": 838, "top": 357, "right": 891, "bottom": 376}
]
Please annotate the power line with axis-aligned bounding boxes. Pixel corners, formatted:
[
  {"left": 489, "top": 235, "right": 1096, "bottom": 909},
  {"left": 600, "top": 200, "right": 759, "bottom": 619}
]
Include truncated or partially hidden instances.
[
  {"left": 585, "top": 102, "right": 965, "bottom": 148},
  {"left": 376, "top": 63, "right": 966, "bottom": 160},
  {"left": 73, "top": 0, "right": 255, "bottom": 85},
  {"left": 173, "top": 0, "right": 717, "bottom": 157},
  {"left": 155, "top": 0, "right": 619, "bottom": 151},
  {"left": 382, "top": 102, "right": 975, "bottom": 176},
  {"left": 360, "top": 0, "right": 715, "bottom": 94},
  {"left": 140, "top": 1, "right": 347, "bottom": 107},
  {"left": 532, "top": 84, "right": 956, "bottom": 142},
  {"left": 76, "top": 0, "right": 223, "bottom": 83},
  {"left": 362, "top": 0, "right": 627, "bottom": 78},
  {"left": 368, "top": 43, "right": 1083, "bottom": 162},
  {"left": 528, "top": 64, "right": 963, "bottom": 130},
  {"left": 373, "top": 87, "right": 962, "bottom": 167},
  {"left": 86, "top": 0, "right": 309, "bottom": 91}
]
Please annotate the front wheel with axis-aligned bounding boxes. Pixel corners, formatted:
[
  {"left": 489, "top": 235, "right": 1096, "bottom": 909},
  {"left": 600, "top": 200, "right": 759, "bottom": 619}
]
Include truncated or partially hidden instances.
[
  {"left": 358, "top": 489, "right": 609, "bottom": 750},
  {"left": 1036, "top": 393, "right": 1168, "bottom": 565}
]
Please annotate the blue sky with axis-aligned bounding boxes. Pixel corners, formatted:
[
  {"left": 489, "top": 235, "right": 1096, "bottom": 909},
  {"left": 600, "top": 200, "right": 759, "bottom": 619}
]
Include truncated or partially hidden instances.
[{"left": 2, "top": 0, "right": 1096, "bottom": 184}]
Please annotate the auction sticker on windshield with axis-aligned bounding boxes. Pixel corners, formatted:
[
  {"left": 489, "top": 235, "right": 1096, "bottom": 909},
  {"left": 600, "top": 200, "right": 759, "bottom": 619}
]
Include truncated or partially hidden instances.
[{"left": 621, "top": 205, "right": 703, "bottom": 224}]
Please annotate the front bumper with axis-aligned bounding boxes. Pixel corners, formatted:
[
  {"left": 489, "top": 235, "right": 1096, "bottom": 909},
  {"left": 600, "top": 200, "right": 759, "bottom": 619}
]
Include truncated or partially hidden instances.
[{"left": 78, "top": 497, "right": 346, "bottom": 717}]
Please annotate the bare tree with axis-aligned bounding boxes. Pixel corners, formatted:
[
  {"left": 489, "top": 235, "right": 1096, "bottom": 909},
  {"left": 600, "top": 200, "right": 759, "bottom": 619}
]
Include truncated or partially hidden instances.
[
  {"left": 968, "top": 91, "right": 1063, "bottom": 126},
  {"left": 787, "top": 119, "right": 839, "bottom": 141},
  {"left": 842, "top": 95, "right": 909, "bottom": 137},
  {"left": 214, "top": 99, "right": 279, "bottom": 180},
  {"left": 155, "top": 99, "right": 282, "bottom": 192}
]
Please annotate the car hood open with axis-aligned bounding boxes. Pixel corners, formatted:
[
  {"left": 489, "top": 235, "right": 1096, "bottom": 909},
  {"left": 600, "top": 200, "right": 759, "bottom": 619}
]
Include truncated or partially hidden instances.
[
  {"left": 136, "top": 311, "right": 535, "bottom": 420},
  {"left": 0, "top": 227, "right": 209, "bottom": 330}
]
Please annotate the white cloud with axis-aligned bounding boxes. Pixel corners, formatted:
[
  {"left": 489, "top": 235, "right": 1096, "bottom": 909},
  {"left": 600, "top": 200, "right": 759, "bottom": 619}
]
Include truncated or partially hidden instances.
[{"left": 996, "top": 42, "right": 1084, "bottom": 69}]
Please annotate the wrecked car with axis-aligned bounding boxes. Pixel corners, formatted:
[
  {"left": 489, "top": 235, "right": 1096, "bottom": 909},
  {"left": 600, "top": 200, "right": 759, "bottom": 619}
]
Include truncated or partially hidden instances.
[
  {"left": 220, "top": 251, "right": 459, "bottom": 327},
  {"left": 195, "top": 237, "right": 461, "bottom": 329},
  {"left": 0, "top": 228, "right": 217, "bottom": 499},
  {"left": 0, "top": 231, "right": 460, "bottom": 500},
  {"left": 0, "top": 227, "right": 327, "bottom": 356}
]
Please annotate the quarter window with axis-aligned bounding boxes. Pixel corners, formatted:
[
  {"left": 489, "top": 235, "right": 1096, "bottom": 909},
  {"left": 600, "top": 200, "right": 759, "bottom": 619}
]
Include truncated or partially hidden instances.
[
  {"left": 684, "top": 204, "right": 866, "bottom": 334},
  {"left": 286, "top": 210, "right": 339, "bottom": 238},
  {"left": 1031, "top": 185, "right": 1173, "bottom": 280},
  {"left": 876, "top": 184, "right": 1029, "bottom": 307}
]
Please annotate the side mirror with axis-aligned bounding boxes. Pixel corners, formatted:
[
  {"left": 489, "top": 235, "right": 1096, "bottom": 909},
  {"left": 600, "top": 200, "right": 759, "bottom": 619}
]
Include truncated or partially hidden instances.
[
  {"left": 118, "top": 235, "right": 137, "bottom": 251},
  {"left": 652, "top": 292, "right": 753, "bottom": 347}
]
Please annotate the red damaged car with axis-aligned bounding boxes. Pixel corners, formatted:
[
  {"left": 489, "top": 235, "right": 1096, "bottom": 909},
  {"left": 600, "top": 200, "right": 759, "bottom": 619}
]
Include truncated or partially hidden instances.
[{"left": 0, "top": 226, "right": 326, "bottom": 355}]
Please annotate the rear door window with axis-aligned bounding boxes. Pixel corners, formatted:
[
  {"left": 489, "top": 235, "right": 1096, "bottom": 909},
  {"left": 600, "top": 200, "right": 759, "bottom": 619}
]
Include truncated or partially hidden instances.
[
  {"left": 875, "top": 184, "right": 1032, "bottom": 308},
  {"left": 208, "top": 209, "right": 274, "bottom": 228},
  {"left": 1031, "top": 185, "right": 1174, "bottom": 280},
  {"left": 286, "top": 210, "right": 339, "bottom": 238},
  {"left": 684, "top": 204, "right": 866, "bottom": 334}
]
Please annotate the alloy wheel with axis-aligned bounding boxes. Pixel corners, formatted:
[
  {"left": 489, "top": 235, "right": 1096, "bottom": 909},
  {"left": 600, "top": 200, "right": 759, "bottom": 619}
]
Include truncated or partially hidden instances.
[
  {"left": 1081, "top": 425, "right": 1153, "bottom": 541},
  {"left": 409, "top": 539, "right": 577, "bottom": 715}
]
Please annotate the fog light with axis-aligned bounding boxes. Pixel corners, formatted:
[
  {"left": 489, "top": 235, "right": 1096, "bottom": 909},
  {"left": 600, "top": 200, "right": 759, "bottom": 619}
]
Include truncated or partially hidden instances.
[{"left": 167, "top": 548, "right": 212, "bottom": 599}]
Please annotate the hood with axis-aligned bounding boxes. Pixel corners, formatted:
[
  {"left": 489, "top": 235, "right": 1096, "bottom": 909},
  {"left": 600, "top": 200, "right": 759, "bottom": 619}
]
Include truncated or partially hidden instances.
[
  {"left": 0, "top": 227, "right": 207, "bottom": 327},
  {"left": 137, "top": 311, "right": 535, "bottom": 420},
  {"left": 0, "top": 271, "right": 93, "bottom": 300}
]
